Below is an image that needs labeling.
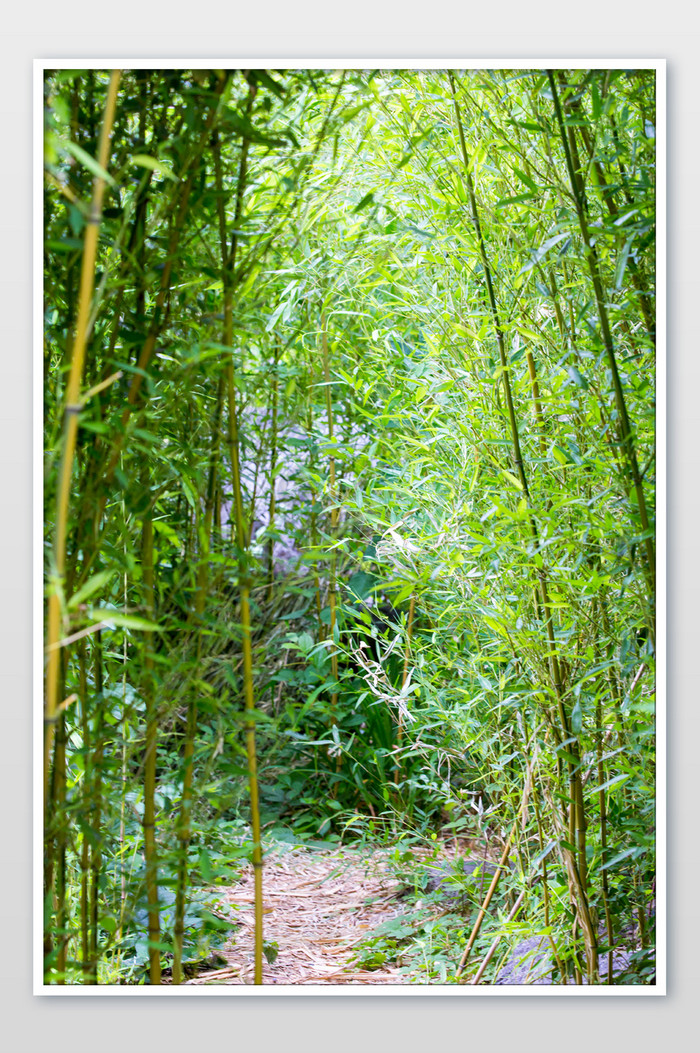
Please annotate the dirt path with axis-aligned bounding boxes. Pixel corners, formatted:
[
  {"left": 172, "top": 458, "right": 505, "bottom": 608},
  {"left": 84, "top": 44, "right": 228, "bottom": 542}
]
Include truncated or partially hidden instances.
[
  {"left": 179, "top": 841, "right": 652, "bottom": 987},
  {"left": 184, "top": 844, "right": 411, "bottom": 986}
]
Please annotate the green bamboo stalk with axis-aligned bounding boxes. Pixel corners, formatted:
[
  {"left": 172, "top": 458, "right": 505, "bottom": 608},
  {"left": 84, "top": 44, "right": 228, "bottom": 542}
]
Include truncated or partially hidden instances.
[
  {"left": 598, "top": 589, "right": 631, "bottom": 749},
  {"left": 141, "top": 506, "right": 161, "bottom": 985},
  {"left": 547, "top": 71, "right": 656, "bottom": 618},
  {"left": 632, "top": 868, "right": 649, "bottom": 949},
  {"left": 522, "top": 336, "right": 589, "bottom": 895},
  {"left": 546, "top": 268, "right": 568, "bottom": 344},
  {"left": 54, "top": 706, "right": 67, "bottom": 983},
  {"left": 214, "top": 87, "right": 264, "bottom": 984},
  {"left": 101, "top": 170, "right": 198, "bottom": 485},
  {"left": 45, "top": 69, "right": 120, "bottom": 804},
  {"left": 532, "top": 783, "right": 568, "bottom": 982},
  {"left": 567, "top": 79, "right": 655, "bottom": 345},
  {"left": 226, "top": 350, "right": 264, "bottom": 984},
  {"left": 524, "top": 348, "right": 547, "bottom": 459},
  {"left": 449, "top": 72, "right": 571, "bottom": 762},
  {"left": 171, "top": 683, "right": 199, "bottom": 985},
  {"left": 172, "top": 406, "right": 222, "bottom": 984},
  {"left": 88, "top": 630, "right": 104, "bottom": 982}
]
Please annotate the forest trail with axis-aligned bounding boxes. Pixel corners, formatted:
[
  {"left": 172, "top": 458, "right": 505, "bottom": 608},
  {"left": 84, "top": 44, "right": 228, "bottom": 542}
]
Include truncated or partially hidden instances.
[{"left": 186, "top": 844, "right": 411, "bottom": 985}]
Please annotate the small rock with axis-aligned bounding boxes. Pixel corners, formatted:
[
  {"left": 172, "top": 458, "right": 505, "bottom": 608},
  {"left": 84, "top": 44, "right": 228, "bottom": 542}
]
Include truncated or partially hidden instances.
[
  {"left": 425, "top": 857, "right": 498, "bottom": 891},
  {"left": 495, "top": 936, "right": 634, "bottom": 985}
]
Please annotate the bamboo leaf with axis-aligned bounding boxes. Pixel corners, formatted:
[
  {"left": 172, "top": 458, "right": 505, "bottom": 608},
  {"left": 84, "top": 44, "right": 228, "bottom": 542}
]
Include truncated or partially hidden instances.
[
  {"left": 61, "top": 140, "right": 117, "bottom": 187},
  {"left": 614, "top": 236, "right": 634, "bottom": 291},
  {"left": 67, "top": 570, "right": 116, "bottom": 610},
  {"left": 599, "top": 845, "right": 644, "bottom": 871},
  {"left": 511, "top": 166, "right": 537, "bottom": 193},
  {"left": 130, "top": 154, "right": 178, "bottom": 181},
  {"left": 518, "top": 232, "right": 570, "bottom": 275},
  {"left": 88, "top": 609, "right": 162, "bottom": 631},
  {"left": 585, "top": 772, "right": 631, "bottom": 797}
]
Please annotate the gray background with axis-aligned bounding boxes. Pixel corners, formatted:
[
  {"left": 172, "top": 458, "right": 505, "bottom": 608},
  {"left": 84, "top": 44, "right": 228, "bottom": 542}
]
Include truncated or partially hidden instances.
[{"left": 2, "top": 6, "right": 695, "bottom": 1050}]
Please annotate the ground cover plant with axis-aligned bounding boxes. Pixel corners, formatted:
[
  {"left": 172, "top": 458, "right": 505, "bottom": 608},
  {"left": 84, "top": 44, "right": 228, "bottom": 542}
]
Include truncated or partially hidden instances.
[{"left": 42, "top": 65, "right": 657, "bottom": 986}]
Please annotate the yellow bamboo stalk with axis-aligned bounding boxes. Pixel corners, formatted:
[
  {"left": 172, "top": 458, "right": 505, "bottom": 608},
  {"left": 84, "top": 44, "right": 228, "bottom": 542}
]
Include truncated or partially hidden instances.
[
  {"left": 455, "top": 832, "right": 514, "bottom": 980},
  {"left": 470, "top": 889, "right": 527, "bottom": 984},
  {"left": 44, "top": 69, "right": 121, "bottom": 803},
  {"left": 455, "top": 753, "right": 539, "bottom": 981}
]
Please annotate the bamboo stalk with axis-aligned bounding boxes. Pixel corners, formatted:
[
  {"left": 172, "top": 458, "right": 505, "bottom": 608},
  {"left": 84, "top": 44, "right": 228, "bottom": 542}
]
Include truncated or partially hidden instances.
[
  {"left": 226, "top": 355, "right": 263, "bottom": 985},
  {"left": 547, "top": 71, "right": 655, "bottom": 618},
  {"left": 141, "top": 506, "right": 161, "bottom": 985},
  {"left": 455, "top": 830, "right": 514, "bottom": 979},
  {"left": 172, "top": 409, "right": 221, "bottom": 983},
  {"left": 633, "top": 868, "right": 649, "bottom": 949},
  {"left": 449, "top": 73, "right": 573, "bottom": 787},
  {"left": 532, "top": 784, "right": 568, "bottom": 982},
  {"left": 524, "top": 348, "right": 547, "bottom": 460},
  {"left": 542, "top": 783, "right": 600, "bottom": 984},
  {"left": 54, "top": 707, "right": 67, "bottom": 982},
  {"left": 455, "top": 733, "right": 539, "bottom": 980},
  {"left": 566, "top": 78, "right": 655, "bottom": 345},
  {"left": 214, "top": 86, "right": 264, "bottom": 984},
  {"left": 45, "top": 69, "right": 121, "bottom": 804},
  {"left": 171, "top": 690, "right": 198, "bottom": 986},
  {"left": 88, "top": 631, "right": 104, "bottom": 982},
  {"left": 470, "top": 889, "right": 527, "bottom": 984}
]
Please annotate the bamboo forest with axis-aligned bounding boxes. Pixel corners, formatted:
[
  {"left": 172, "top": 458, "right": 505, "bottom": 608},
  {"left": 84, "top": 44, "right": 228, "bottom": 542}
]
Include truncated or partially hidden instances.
[{"left": 41, "top": 66, "right": 658, "bottom": 988}]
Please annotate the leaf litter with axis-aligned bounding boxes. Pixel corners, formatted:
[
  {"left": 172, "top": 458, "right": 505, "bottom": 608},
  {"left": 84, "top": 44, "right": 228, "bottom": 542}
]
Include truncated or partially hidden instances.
[{"left": 183, "top": 843, "right": 413, "bottom": 985}]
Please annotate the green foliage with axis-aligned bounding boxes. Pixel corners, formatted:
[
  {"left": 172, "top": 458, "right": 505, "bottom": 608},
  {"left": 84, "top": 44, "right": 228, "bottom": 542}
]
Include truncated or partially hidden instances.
[{"left": 43, "top": 66, "right": 657, "bottom": 985}]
